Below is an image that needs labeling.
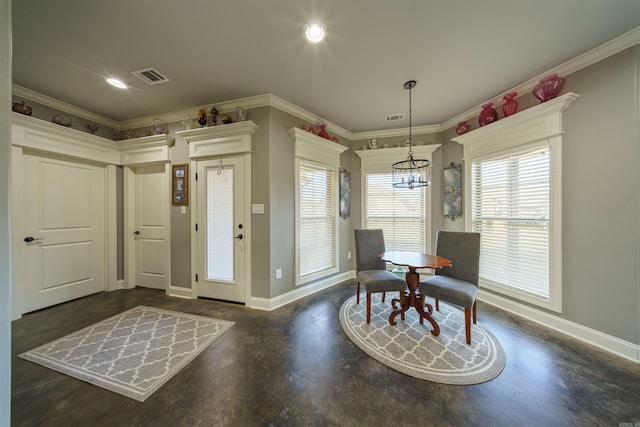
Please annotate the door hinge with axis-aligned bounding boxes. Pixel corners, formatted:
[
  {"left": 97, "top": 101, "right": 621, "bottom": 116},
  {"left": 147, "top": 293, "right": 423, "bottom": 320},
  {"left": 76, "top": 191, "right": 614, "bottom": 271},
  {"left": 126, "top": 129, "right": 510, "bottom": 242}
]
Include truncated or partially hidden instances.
[
  {"left": 195, "top": 223, "right": 198, "bottom": 231},
  {"left": 195, "top": 173, "right": 198, "bottom": 180},
  {"left": 195, "top": 274, "right": 198, "bottom": 282}
]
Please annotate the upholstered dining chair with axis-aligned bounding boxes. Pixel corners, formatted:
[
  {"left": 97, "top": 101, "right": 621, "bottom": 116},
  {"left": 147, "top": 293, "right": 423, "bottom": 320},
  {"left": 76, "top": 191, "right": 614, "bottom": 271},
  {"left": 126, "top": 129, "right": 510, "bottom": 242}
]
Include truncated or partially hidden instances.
[
  {"left": 354, "top": 229, "right": 407, "bottom": 323},
  {"left": 419, "top": 230, "right": 481, "bottom": 344}
]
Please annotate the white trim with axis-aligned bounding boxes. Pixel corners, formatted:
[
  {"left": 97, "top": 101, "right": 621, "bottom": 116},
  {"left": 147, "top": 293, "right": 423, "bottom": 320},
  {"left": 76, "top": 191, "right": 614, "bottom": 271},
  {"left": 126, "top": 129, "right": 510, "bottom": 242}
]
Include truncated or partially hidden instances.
[
  {"left": 12, "top": 113, "right": 121, "bottom": 165},
  {"left": 177, "top": 121, "right": 257, "bottom": 158},
  {"left": 356, "top": 144, "right": 440, "bottom": 256},
  {"left": 479, "top": 290, "right": 640, "bottom": 363},
  {"left": 122, "top": 167, "right": 136, "bottom": 290},
  {"left": 455, "top": 93, "right": 578, "bottom": 313},
  {"left": 167, "top": 285, "right": 193, "bottom": 299},
  {"left": 248, "top": 271, "right": 355, "bottom": 311},
  {"left": 190, "top": 159, "right": 198, "bottom": 298},
  {"left": 292, "top": 130, "right": 347, "bottom": 287},
  {"left": 116, "top": 134, "right": 175, "bottom": 166},
  {"left": 13, "top": 27, "right": 640, "bottom": 139},
  {"left": 12, "top": 84, "right": 121, "bottom": 129},
  {"left": 10, "top": 146, "right": 23, "bottom": 320},
  {"left": 289, "top": 127, "right": 348, "bottom": 167},
  {"left": 106, "top": 164, "right": 118, "bottom": 292}
]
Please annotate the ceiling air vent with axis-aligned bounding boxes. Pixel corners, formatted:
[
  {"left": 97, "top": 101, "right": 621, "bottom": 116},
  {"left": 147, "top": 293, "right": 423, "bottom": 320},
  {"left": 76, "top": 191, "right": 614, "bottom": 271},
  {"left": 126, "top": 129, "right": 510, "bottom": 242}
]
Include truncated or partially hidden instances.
[
  {"left": 385, "top": 113, "right": 405, "bottom": 122},
  {"left": 131, "top": 67, "right": 170, "bottom": 85}
]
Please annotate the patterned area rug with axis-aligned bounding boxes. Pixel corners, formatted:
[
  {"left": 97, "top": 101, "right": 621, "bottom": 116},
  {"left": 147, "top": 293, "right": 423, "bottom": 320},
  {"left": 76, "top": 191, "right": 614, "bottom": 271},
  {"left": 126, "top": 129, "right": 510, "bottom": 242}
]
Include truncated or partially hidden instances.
[
  {"left": 340, "top": 295, "right": 505, "bottom": 384},
  {"left": 19, "top": 306, "right": 234, "bottom": 402}
]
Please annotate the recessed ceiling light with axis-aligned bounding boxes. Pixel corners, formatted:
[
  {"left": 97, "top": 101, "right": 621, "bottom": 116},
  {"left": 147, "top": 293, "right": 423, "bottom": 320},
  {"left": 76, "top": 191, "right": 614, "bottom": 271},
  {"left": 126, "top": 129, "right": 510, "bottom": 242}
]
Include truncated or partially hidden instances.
[
  {"left": 106, "top": 78, "right": 127, "bottom": 89},
  {"left": 305, "top": 22, "right": 326, "bottom": 43}
]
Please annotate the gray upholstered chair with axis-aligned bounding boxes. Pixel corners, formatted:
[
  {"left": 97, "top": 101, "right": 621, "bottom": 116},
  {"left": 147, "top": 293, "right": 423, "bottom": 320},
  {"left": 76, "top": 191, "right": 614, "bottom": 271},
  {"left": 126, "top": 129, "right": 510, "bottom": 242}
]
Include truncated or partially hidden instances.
[
  {"left": 419, "top": 230, "right": 481, "bottom": 344},
  {"left": 354, "top": 229, "right": 407, "bottom": 323}
]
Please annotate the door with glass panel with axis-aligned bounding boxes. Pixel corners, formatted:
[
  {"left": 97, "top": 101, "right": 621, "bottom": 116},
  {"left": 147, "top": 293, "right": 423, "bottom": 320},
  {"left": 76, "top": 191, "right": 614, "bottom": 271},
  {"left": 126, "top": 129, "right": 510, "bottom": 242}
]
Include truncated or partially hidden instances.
[{"left": 196, "top": 156, "right": 246, "bottom": 303}]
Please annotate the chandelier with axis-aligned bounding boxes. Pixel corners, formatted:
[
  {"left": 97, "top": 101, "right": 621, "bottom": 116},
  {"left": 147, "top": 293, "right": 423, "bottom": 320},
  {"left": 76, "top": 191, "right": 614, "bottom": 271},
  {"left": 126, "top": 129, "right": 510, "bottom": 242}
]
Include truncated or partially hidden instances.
[{"left": 392, "top": 80, "right": 431, "bottom": 189}]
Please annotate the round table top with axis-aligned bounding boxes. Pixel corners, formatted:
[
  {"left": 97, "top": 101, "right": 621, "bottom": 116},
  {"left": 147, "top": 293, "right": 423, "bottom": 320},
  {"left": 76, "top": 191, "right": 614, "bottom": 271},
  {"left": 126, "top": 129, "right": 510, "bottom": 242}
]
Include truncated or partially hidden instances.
[{"left": 380, "top": 251, "right": 452, "bottom": 269}]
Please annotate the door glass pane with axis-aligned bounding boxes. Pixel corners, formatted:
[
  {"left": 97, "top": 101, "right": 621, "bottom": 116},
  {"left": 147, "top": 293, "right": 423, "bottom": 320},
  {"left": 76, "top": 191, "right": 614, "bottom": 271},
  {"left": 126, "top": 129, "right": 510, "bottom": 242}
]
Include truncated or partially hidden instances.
[{"left": 207, "top": 166, "right": 234, "bottom": 281}]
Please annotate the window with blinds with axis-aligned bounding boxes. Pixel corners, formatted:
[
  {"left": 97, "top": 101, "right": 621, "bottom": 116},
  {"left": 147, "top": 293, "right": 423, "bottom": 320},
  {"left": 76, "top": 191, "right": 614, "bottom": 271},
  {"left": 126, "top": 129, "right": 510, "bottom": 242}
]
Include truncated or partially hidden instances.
[
  {"left": 364, "top": 172, "right": 426, "bottom": 252},
  {"left": 297, "top": 161, "right": 337, "bottom": 283},
  {"left": 471, "top": 145, "right": 550, "bottom": 297}
]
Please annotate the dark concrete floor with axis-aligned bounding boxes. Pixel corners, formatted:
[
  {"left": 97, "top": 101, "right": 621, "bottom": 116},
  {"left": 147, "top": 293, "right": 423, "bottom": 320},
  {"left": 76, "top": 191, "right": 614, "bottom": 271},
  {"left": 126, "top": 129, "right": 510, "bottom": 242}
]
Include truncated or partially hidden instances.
[{"left": 11, "top": 281, "right": 640, "bottom": 426}]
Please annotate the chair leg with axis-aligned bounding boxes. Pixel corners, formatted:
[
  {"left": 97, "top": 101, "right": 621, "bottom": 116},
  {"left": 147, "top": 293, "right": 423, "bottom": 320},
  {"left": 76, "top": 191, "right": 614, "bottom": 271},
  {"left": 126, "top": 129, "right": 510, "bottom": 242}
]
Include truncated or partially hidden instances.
[
  {"left": 464, "top": 307, "right": 471, "bottom": 345},
  {"left": 366, "top": 292, "right": 372, "bottom": 324},
  {"left": 472, "top": 300, "right": 477, "bottom": 324},
  {"left": 435, "top": 298, "right": 440, "bottom": 311},
  {"left": 400, "top": 291, "right": 405, "bottom": 321},
  {"left": 382, "top": 292, "right": 386, "bottom": 303},
  {"left": 356, "top": 281, "right": 360, "bottom": 304}
]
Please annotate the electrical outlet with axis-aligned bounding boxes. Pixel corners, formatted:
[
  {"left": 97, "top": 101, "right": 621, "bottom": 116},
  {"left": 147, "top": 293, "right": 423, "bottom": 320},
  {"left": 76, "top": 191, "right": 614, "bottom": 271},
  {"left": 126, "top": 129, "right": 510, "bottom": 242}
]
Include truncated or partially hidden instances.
[
  {"left": 348, "top": 251, "right": 352, "bottom": 260},
  {"left": 276, "top": 268, "right": 282, "bottom": 279}
]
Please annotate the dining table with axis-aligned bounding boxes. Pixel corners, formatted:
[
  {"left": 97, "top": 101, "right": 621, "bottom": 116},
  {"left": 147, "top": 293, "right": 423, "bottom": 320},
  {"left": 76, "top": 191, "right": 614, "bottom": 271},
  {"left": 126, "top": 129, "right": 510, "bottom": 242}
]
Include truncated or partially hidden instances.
[{"left": 380, "top": 251, "right": 452, "bottom": 336}]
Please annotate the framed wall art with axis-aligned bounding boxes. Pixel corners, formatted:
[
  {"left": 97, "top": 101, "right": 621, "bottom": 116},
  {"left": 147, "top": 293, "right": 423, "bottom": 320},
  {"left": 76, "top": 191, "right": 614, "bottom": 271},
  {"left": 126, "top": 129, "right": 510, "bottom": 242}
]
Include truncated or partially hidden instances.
[
  {"left": 443, "top": 162, "right": 461, "bottom": 220},
  {"left": 339, "top": 169, "right": 351, "bottom": 219},
  {"left": 172, "top": 164, "right": 189, "bottom": 206}
]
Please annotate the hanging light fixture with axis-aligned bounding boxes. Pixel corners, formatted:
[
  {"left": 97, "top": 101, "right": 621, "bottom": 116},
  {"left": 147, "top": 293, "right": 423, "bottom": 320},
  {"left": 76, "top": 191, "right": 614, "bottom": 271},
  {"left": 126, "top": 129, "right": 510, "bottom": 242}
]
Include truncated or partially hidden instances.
[{"left": 392, "top": 80, "right": 431, "bottom": 189}]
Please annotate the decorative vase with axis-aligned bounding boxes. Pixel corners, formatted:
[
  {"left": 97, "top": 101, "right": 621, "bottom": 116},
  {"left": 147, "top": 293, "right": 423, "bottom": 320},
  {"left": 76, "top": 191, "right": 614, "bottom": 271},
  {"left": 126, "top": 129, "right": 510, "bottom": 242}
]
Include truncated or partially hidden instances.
[
  {"left": 318, "top": 122, "right": 330, "bottom": 139},
  {"left": 455, "top": 121, "right": 470, "bottom": 135},
  {"left": 12, "top": 100, "right": 32, "bottom": 116},
  {"left": 502, "top": 92, "right": 518, "bottom": 117},
  {"left": 532, "top": 73, "right": 565, "bottom": 102},
  {"left": 479, "top": 103, "right": 498, "bottom": 126},
  {"left": 197, "top": 109, "right": 207, "bottom": 127}
]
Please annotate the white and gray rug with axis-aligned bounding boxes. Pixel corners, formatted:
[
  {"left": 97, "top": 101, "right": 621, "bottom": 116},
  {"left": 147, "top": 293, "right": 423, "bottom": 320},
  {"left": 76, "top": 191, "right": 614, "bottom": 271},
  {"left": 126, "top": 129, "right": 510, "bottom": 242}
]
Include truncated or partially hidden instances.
[
  {"left": 340, "top": 294, "right": 506, "bottom": 384},
  {"left": 19, "top": 305, "right": 234, "bottom": 402}
]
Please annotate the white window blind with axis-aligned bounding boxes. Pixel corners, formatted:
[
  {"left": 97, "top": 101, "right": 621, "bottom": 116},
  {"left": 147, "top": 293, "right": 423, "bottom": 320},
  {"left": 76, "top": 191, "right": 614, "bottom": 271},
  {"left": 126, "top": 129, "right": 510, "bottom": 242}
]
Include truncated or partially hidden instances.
[
  {"left": 471, "top": 146, "right": 550, "bottom": 297},
  {"left": 364, "top": 172, "right": 426, "bottom": 252},
  {"left": 298, "top": 162, "right": 336, "bottom": 280}
]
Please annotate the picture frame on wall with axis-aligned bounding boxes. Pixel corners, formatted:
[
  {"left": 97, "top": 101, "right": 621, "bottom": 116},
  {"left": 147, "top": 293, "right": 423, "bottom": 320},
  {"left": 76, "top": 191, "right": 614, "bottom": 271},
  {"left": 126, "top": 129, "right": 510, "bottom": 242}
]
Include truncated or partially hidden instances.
[
  {"left": 172, "top": 164, "right": 189, "bottom": 206},
  {"left": 339, "top": 169, "right": 351, "bottom": 219},
  {"left": 443, "top": 162, "right": 461, "bottom": 220}
]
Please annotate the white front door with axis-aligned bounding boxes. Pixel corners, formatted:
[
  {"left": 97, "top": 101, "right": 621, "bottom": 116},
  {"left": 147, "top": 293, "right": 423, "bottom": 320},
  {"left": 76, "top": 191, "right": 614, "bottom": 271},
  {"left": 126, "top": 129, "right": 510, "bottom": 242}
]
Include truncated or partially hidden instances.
[
  {"left": 196, "top": 156, "right": 246, "bottom": 303},
  {"left": 133, "top": 164, "right": 170, "bottom": 290},
  {"left": 21, "top": 154, "right": 105, "bottom": 313}
]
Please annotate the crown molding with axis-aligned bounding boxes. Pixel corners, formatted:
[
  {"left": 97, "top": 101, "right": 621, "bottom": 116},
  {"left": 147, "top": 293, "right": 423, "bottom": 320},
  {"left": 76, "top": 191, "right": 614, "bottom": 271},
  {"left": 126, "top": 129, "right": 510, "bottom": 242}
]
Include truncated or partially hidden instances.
[
  {"left": 12, "top": 26, "right": 640, "bottom": 138},
  {"left": 12, "top": 84, "right": 121, "bottom": 129},
  {"left": 440, "top": 26, "right": 640, "bottom": 132}
]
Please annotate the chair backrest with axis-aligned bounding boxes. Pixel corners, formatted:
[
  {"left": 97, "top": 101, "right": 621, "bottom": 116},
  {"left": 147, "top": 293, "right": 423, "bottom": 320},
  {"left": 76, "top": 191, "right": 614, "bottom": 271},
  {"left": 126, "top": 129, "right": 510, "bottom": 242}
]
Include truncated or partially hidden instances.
[
  {"left": 434, "top": 230, "right": 481, "bottom": 286},
  {"left": 354, "top": 229, "right": 387, "bottom": 273}
]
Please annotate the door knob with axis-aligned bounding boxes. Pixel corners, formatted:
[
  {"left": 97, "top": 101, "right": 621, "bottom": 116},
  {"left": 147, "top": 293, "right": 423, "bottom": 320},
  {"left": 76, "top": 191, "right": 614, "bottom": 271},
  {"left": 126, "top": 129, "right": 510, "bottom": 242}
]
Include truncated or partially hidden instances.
[
  {"left": 24, "top": 236, "right": 43, "bottom": 243},
  {"left": 133, "top": 230, "right": 140, "bottom": 235},
  {"left": 234, "top": 234, "right": 243, "bottom": 240}
]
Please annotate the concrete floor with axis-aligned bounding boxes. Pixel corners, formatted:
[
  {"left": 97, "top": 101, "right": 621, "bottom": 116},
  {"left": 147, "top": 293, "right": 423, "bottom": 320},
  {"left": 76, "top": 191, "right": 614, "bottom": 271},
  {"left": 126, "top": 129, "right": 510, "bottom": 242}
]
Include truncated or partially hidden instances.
[{"left": 11, "top": 282, "right": 640, "bottom": 426}]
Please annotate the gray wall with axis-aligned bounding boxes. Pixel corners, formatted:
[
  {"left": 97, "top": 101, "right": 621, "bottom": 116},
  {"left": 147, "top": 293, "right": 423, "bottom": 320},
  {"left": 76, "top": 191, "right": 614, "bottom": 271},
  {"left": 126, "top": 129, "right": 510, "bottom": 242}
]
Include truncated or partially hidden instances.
[
  {"left": 10, "top": 43, "right": 640, "bottom": 346},
  {"left": 1, "top": 0, "right": 11, "bottom": 421},
  {"left": 438, "top": 47, "right": 640, "bottom": 344}
]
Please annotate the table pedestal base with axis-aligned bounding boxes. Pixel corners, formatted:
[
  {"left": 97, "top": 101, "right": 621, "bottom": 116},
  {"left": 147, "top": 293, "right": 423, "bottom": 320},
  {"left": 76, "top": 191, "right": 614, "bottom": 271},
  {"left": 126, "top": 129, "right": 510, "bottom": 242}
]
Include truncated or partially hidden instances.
[
  {"left": 389, "top": 291, "right": 440, "bottom": 336},
  {"left": 388, "top": 269, "right": 440, "bottom": 337}
]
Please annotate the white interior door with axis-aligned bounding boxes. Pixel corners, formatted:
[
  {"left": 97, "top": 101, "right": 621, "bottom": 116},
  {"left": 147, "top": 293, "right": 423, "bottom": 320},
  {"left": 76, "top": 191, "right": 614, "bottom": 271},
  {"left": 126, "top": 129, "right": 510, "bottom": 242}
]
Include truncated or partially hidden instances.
[
  {"left": 196, "top": 156, "right": 246, "bottom": 303},
  {"left": 21, "top": 154, "right": 105, "bottom": 313},
  {"left": 133, "top": 164, "right": 169, "bottom": 290}
]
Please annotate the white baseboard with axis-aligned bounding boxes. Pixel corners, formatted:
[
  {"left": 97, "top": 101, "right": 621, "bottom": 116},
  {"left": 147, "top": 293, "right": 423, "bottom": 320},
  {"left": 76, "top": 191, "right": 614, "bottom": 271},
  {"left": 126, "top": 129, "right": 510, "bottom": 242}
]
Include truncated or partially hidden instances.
[
  {"left": 248, "top": 271, "right": 356, "bottom": 311},
  {"left": 479, "top": 289, "right": 640, "bottom": 363},
  {"left": 167, "top": 285, "right": 194, "bottom": 299}
]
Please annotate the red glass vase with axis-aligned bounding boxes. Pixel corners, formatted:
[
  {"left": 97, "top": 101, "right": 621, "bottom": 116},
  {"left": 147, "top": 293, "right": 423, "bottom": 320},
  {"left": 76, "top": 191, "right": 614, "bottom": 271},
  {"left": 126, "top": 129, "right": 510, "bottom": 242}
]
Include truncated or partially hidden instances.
[
  {"left": 532, "top": 73, "right": 565, "bottom": 102},
  {"left": 455, "top": 121, "right": 470, "bottom": 135},
  {"left": 502, "top": 92, "right": 518, "bottom": 117},
  {"left": 479, "top": 103, "right": 498, "bottom": 127}
]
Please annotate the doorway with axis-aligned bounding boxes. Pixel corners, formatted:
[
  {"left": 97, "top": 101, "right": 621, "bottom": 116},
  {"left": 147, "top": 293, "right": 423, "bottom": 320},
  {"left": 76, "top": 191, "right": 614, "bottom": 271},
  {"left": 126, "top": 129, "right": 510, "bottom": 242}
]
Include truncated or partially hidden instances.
[{"left": 196, "top": 156, "right": 247, "bottom": 303}]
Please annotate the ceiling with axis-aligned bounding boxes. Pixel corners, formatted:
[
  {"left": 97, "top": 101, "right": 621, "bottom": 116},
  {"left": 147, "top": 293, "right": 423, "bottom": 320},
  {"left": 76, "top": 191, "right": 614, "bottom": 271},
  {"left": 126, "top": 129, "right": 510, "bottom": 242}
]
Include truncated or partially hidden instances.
[{"left": 11, "top": 0, "right": 640, "bottom": 134}]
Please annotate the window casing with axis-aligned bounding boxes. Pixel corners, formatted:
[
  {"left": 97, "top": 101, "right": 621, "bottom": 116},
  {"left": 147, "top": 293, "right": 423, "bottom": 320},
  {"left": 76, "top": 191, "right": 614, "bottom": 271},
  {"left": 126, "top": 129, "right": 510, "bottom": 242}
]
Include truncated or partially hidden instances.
[
  {"left": 356, "top": 145, "right": 440, "bottom": 255},
  {"left": 296, "top": 160, "right": 338, "bottom": 283},
  {"left": 454, "top": 93, "right": 578, "bottom": 312},
  {"left": 291, "top": 128, "right": 347, "bottom": 286}
]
